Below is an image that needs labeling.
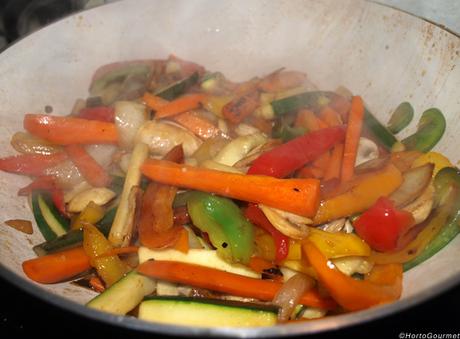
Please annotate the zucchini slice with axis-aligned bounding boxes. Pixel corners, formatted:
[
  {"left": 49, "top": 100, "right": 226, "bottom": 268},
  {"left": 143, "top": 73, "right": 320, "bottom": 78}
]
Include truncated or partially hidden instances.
[
  {"left": 87, "top": 271, "right": 156, "bottom": 315},
  {"left": 32, "top": 192, "right": 69, "bottom": 242},
  {"left": 138, "top": 296, "right": 278, "bottom": 327},
  {"left": 154, "top": 72, "right": 199, "bottom": 100}
]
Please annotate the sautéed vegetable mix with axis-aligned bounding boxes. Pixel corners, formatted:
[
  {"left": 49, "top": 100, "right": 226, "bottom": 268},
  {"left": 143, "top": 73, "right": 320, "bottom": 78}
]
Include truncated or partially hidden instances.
[{"left": 1, "top": 56, "right": 457, "bottom": 327}]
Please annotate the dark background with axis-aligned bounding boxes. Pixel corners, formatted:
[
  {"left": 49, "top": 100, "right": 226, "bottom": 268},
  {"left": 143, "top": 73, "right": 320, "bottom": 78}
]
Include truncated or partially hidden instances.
[{"left": 0, "top": 0, "right": 459, "bottom": 337}]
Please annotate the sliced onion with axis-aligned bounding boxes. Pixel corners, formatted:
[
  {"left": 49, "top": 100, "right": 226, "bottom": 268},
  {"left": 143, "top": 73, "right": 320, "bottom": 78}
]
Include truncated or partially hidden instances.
[
  {"left": 85, "top": 144, "right": 117, "bottom": 169},
  {"left": 273, "top": 273, "right": 315, "bottom": 322},
  {"left": 355, "top": 137, "right": 379, "bottom": 166},
  {"left": 354, "top": 155, "right": 389, "bottom": 175},
  {"left": 259, "top": 204, "right": 311, "bottom": 239},
  {"left": 11, "top": 132, "right": 62, "bottom": 155},
  {"left": 44, "top": 160, "right": 84, "bottom": 189},
  {"left": 213, "top": 133, "right": 267, "bottom": 166},
  {"left": 115, "top": 101, "right": 148, "bottom": 150},
  {"left": 389, "top": 163, "right": 434, "bottom": 207},
  {"left": 136, "top": 120, "right": 202, "bottom": 157}
]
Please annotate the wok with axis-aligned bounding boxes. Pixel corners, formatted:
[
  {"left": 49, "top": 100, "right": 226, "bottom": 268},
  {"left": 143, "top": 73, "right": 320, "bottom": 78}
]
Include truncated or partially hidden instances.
[{"left": 0, "top": 0, "right": 459, "bottom": 336}]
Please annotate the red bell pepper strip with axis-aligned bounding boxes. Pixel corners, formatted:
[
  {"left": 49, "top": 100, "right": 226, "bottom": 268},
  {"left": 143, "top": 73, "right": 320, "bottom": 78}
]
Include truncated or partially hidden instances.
[
  {"left": 247, "top": 126, "right": 346, "bottom": 178},
  {"left": 245, "top": 203, "right": 289, "bottom": 262},
  {"left": 0, "top": 152, "right": 67, "bottom": 176},
  {"left": 18, "top": 175, "right": 68, "bottom": 216},
  {"left": 65, "top": 144, "right": 111, "bottom": 187},
  {"left": 354, "top": 197, "right": 414, "bottom": 252},
  {"left": 78, "top": 106, "right": 115, "bottom": 122}
]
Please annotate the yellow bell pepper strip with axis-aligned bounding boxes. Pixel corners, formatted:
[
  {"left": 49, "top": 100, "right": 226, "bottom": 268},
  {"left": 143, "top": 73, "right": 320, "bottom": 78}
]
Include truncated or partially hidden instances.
[
  {"left": 307, "top": 227, "right": 371, "bottom": 258},
  {"left": 82, "top": 222, "right": 127, "bottom": 287},
  {"left": 71, "top": 201, "right": 105, "bottom": 230},
  {"left": 302, "top": 241, "right": 403, "bottom": 311},
  {"left": 371, "top": 167, "right": 460, "bottom": 266},
  {"left": 141, "top": 159, "right": 320, "bottom": 217},
  {"left": 313, "top": 164, "right": 403, "bottom": 224},
  {"left": 412, "top": 151, "right": 453, "bottom": 177}
]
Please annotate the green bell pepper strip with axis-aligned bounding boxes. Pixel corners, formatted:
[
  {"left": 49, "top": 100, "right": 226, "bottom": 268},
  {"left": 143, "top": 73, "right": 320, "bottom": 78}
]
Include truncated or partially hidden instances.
[
  {"left": 387, "top": 102, "right": 414, "bottom": 134},
  {"left": 403, "top": 167, "right": 460, "bottom": 271},
  {"left": 187, "top": 192, "right": 254, "bottom": 264},
  {"left": 402, "top": 108, "right": 446, "bottom": 153}
]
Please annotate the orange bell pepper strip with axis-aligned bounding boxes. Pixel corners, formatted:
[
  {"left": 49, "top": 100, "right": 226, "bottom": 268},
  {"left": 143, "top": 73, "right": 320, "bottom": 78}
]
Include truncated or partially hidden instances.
[
  {"left": 22, "top": 247, "right": 91, "bottom": 284},
  {"left": 341, "top": 96, "right": 365, "bottom": 182},
  {"left": 302, "top": 241, "right": 403, "bottom": 311},
  {"left": 65, "top": 144, "right": 112, "bottom": 187},
  {"left": 24, "top": 114, "right": 118, "bottom": 145},
  {"left": 137, "top": 260, "right": 336, "bottom": 310},
  {"left": 141, "top": 159, "right": 321, "bottom": 217},
  {"left": 222, "top": 89, "right": 260, "bottom": 124},
  {"left": 313, "top": 164, "right": 403, "bottom": 224}
]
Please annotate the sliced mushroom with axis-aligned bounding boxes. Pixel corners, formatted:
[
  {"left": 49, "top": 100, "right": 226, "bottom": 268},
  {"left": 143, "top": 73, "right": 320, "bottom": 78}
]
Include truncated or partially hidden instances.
[
  {"left": 355, "top": 137, "right": 379, "bottom": 167},
  {"left": 213, "top": 133, "right": 267, "bottom": 166},
  {"left": 135, "top": 120, "right": 202, "bottom": 157},
  {"left": 403, "top": 184, "right": 435, "bottom": 224},
  {"left": 259, "top": 204, "right": 312, "bottom": 239}
]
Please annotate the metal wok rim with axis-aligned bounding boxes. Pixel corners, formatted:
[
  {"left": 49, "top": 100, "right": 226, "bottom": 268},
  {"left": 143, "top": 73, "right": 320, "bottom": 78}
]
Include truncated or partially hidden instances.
[{"left": 1, "top": 0, "right": 459, "bottom": 337}]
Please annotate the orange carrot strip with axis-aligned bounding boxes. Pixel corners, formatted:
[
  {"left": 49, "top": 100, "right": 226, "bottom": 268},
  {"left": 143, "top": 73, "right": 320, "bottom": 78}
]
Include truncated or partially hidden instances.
[
  {"left": 24, "top": 114, "right": 118, "bottom": 145},
  {"left": 341, "top": 96, "right": 365, "bottom": 182},
  {"left": 142, "top": 92, "right": 169, "bottom": 111},
  {"left": 172, "top": 111, "right": 222, "bottom": 140},
  {"left": 222, "top": 90, "right": 260, "bottom": 124},
  {"left": 22, "top": 247, "right": 90, "bottom": 284},
  {"left": 259, "top": 70, "right": 307, "bottom": 93},
  {"left": 320, "top": 106, "right": 342, "bottom": 127},
  {"left": 141, "top": 159, "right": 320, "bottom": 217},
  {"left": 295, "top": 109, "right": 328, "bottom": 131},
  {"left": 154, "top": 94, "right": 206, "bottom": 119},
  {"left": 324, "top": 143, "right": 344, "bottom": 181},
  {"left": 312, "top": 150, "right": 331, "bottom": 172},
  {"left": 65, "top": 144, "right": 112, "bottom": 187},
  {"left": 137, "top": 260, "right": 336, "bottom": 309}
]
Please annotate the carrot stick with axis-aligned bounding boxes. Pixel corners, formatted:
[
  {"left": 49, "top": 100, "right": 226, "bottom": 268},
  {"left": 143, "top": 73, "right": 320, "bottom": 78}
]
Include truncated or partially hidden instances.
[
  {"left": 341, "top": 96, "right": 365, "bottom": 182},
  {"left": 320, "top": 106, "right": 342, "bottom": 127},
  {"left": 137, "top": 260, "right": 336, "bottom": 309},
  {"left": 154, "top": 94, "right": 206, "bottom": 119},
  {"left": 22, "top": 247, "right": 90, "bottom": 284},
  {"left": 24, "top": 114, "right": 118, "bottom": 145},
  {"left": 324, "top": 143, "right": 344, "bottom": 181},
  {"left": 312, "top": 150, "right": 331, "bottom": 171},
  {"left": 142, "top": 92, "right": 168, "bottom": 111},
  {"left": 172, "top": 111, "right": 223, "bottom": 140},
  {"left": 222, "top": 90, "right": 260, "bottom": 124},
  {"left": 141, "top": 159, "right": 321, "bottom": 217},
  {"left": 295, "top": 109, "right": 328, "bottom": 131},
  {"left": 65, "top": 144, "right": 112, "bottom": 187}
]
